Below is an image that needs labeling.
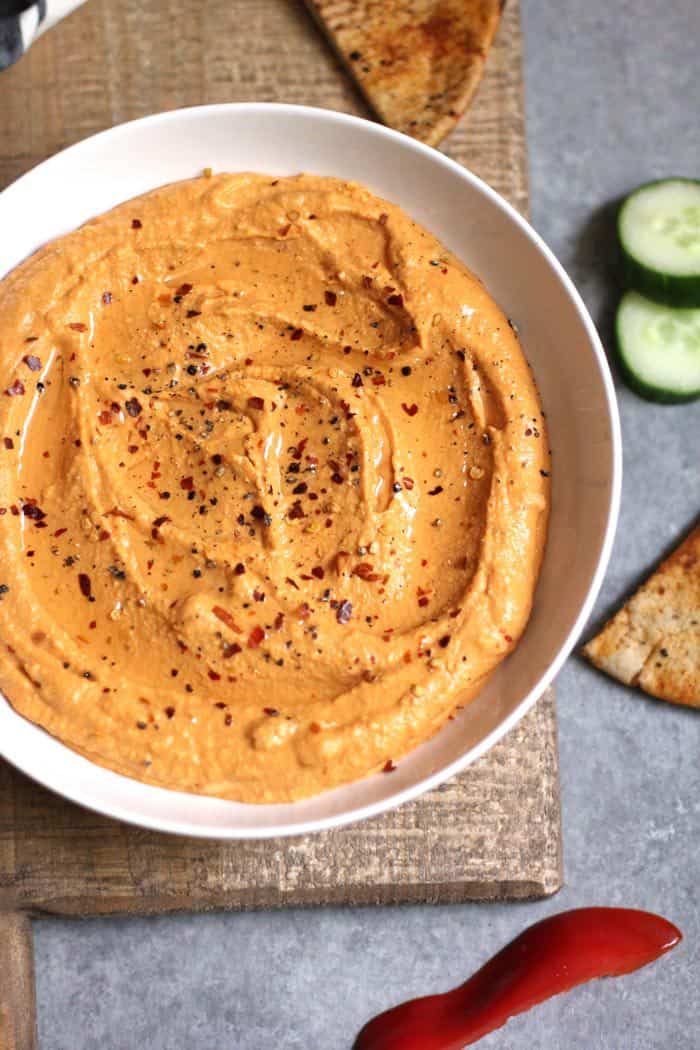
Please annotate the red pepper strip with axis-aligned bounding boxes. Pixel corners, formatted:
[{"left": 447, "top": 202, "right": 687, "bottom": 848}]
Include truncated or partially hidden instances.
[{"left": 353, "top": 908, "right": 681, "bottom": 1050}]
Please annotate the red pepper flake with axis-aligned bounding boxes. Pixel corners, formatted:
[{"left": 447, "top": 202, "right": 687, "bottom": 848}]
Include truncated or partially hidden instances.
[
  {"left": 387, "top": 293, "right": 404, "bottom": 307},
  {"left": 418, "top": 596, "right": 430, "bottom": 607},
  {"left": 290, "top": 328, "right": 303, "bottom": 341},
  {"left": 186, "top": 309, "right": 201, "bottom": 318},
  {"left": 98, "top": 529, "right": 110, "bottom": 541},
  {"left": 401, "top": 403, "right": 418, "bottom": 417},
  {"left": 403, "top": 477, "right": 415, "bottom": 490},
  {"left": 165, "top": 706, "right": 175, "bottom": 719},
  {"left": 248, "top": 625, "right": 265, "bottom": 649},
  {"left": 208, "top": 669, "right": 221, "bottom": 681},
  {"left": 3, "top": 437, "right": 13, "bottom": 450},
  {"left": 224, "top": 713, "right": 233, "bottom": 726},
  {"left": 68, "top": 322, "right": 87, "bottom": 332},
  {"left": 297, "top": 602, "right": 311, "bottom": 621},
  {"left": 382, "top": 759, "right": 397, "bottom": 773},
  {"left": 278, "top": 223, "right": 291, "bottom": 237},
  {"left": 5, "top": 379, "right": 25, "bottom": 397},
  {"left": 504, "top": 633, "right": 513, "bottom": 643},
  {"left": 128, "top": 445, "right": 139, "bottom": 454},
  {"left": 22, "top": 503, "right": 46, "bottom": 521},
  {"left": 372, "top": 375, "right": 386, "bottom": 386},
  {"left": 310, "top": 721, "right": 321, "bottom": 734},
  {"left": 23, "top": 355, "right": 41, "bottom": 371},
  {"left": 325, "top": 290, "right": 337, "bottom": 307},
  {"left": 288, "top": 500, "right": 305, "bottom": 520},
  {"left": 361, "top": 275, "right": 373, "bottom": 289},
  {"left": 223, "top": 642, "right": 242, "bottom": 658},
  {"left": 102, "top": 291, "right": 112, "bottom": 305},
  {"left": 212, "top": 606, "right": 242, "bottom": 633},
  {"left": 274, "top": 612, "right": 285, "bottom": 630},
  {"left": 53, "top": 527, "right": 67, "bottom": 537},
  {"left": 131, "top": 218, "right": 142, "bottom": 229},
  {"left": 291, "top": 438, "right": 308, "bottom": 461},
  {"left": 336, "top": 600, "right": 353, "bottom": 624},
  {"left": 98, "top": 410, "right": 113, "bottom": 425},
  {"left": 78, "top": 573, "right": 91, "bottom": 598},
  {"left": 264, "top": 707, "right": 280, "bottom": 717},
  {"left": 311, "top": 565, "right": 325, "bottom": 580},
  {"left": 247, "top": 396, "right": 265, "bottom": 411},
  {"left": 180, "top": 475, "right": 194, "bottom": 491},
  {"left": 176, "top": 282, "right": 192, "bottom": 297},
  {"left": 354, "top": 563, "right": 380, "bottom": 581},
  {"left": 152, "top": 515, "right": 171, "bottom": 529},
  {"left": 125, "top": 398, "right": 142, "bottom": 417},
  {"left": 378, "top": 212, "right": 388, "bottom": 225},
  {"left": 286, "top": 576, "right": 300, "bottom": 591}
]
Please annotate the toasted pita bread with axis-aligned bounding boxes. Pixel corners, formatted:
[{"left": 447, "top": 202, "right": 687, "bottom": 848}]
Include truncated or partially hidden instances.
[
  {"left": 583, "top": 525, "right": 700, "bottom": 708},
  {"left": 304, "top": 0, "right": 503, "bottom": 146}
]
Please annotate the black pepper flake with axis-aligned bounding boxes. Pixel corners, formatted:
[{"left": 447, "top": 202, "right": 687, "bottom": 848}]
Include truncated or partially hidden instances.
[
  {"left": 352, "top": 373, "right": 363, "bottom": 388},
  {"left": 125, "top": 397, "right": 142, "bottom": 417},
  {"left": 102, "top": 291, "right": 112, "bottom": 305},
  {"left": 401, "top": 366, "right": 412, "bottom": 376},
  {"left": 22, "top": 503, "right": 45, "bottom": 520},
  {"left": 539, "top": 469, "right": 551, "bottom": 478},
  {"left": 428, "top": 485, "right": 444, "bottom": 496},
  {"left": 325, "top": 290, "right": 337, "bottom": 307},
  {"left": 131, "top": 219, "right": 142, "bottom": 229},
  {"left": 438, "top": 634, "right": 451, "bottom": 648},
  {"left": 23, "top": 354, "right": 42, "bottom": 371},
  {"left": 186, "top": 364, "right": 198, "bottom": 376},
  {"left": 234, "top": 562, "right": 246, "bottom": 575},
  {"left": 336, "top": 600, "right": 353, "bottom": 624},
  {"left": 292, "top": 482, "right": 308, "bottom": 495},
  {"left": 0, "top": 584, "right": 9, "bottom": 598}
]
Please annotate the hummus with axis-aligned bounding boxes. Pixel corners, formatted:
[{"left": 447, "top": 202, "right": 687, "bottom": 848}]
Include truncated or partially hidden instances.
[{"left": 0, "top": 174, "right": 549, "bottom": 802}]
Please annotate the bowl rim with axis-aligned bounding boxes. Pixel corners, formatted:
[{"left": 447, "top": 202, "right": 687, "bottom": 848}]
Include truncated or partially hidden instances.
[{"left": 0, "top": 102, "right": 622, "bottom": 838}]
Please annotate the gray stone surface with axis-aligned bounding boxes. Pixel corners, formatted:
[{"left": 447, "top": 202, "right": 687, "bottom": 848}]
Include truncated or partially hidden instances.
[{"left": 32, "top": 1, "right": 700, "bottom": 1046}]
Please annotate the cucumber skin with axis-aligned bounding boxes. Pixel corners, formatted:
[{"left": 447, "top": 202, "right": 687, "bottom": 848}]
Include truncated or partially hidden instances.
[
  {"left": 618, "top": 178, "right": 700, "bottom": 309},
  {"left": 615, "top": 299, "right": 700, "bottom": 404},
  {"left": 620, "top": 245, "right": 700, "bottom": 309}
]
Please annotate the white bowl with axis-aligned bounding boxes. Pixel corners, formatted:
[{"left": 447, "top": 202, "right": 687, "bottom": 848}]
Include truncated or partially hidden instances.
[{"left": 0, "top": 104, "right": 621, "bottom": 837}]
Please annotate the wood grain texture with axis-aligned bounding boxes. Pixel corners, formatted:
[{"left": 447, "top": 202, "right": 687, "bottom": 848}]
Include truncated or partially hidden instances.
[
  {"left": 0, "top": 0, "right": 561, "bottom": 911},
  {"left": 0, "top": 913, "right": 37, "bottom": 1050}
]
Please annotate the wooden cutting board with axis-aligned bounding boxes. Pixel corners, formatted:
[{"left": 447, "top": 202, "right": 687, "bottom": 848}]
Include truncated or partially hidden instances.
[{"left": 0, "top": 1, "right": 561, "bottom": 1041}]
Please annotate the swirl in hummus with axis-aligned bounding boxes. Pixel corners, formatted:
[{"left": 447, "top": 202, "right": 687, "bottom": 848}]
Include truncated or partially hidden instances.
[{"left": 0, "top": 174, "right": 549, "bottom": 803}]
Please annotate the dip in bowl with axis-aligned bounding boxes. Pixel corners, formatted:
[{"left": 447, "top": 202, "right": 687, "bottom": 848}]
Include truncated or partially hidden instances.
[{"left": 0, "top": 105, "right": 620, "bottom": 836}]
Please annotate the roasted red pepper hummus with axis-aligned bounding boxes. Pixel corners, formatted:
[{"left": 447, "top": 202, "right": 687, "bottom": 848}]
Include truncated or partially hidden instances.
[{"left": 0, "top": 174, "right": 549, "bottom": 802}]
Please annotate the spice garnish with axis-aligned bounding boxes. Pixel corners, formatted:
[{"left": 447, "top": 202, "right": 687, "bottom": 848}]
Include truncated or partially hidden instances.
[{"left": 212, "top": 606, "right": 242, "bottom": 633}]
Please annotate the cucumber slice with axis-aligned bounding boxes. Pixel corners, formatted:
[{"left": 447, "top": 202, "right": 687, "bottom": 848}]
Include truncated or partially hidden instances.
[
  {"left": 616, "top": 291, "right": 700, "bottom": 403},
  {"left": 618, "top": 179, "right": 700, "bottom": 307}
]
